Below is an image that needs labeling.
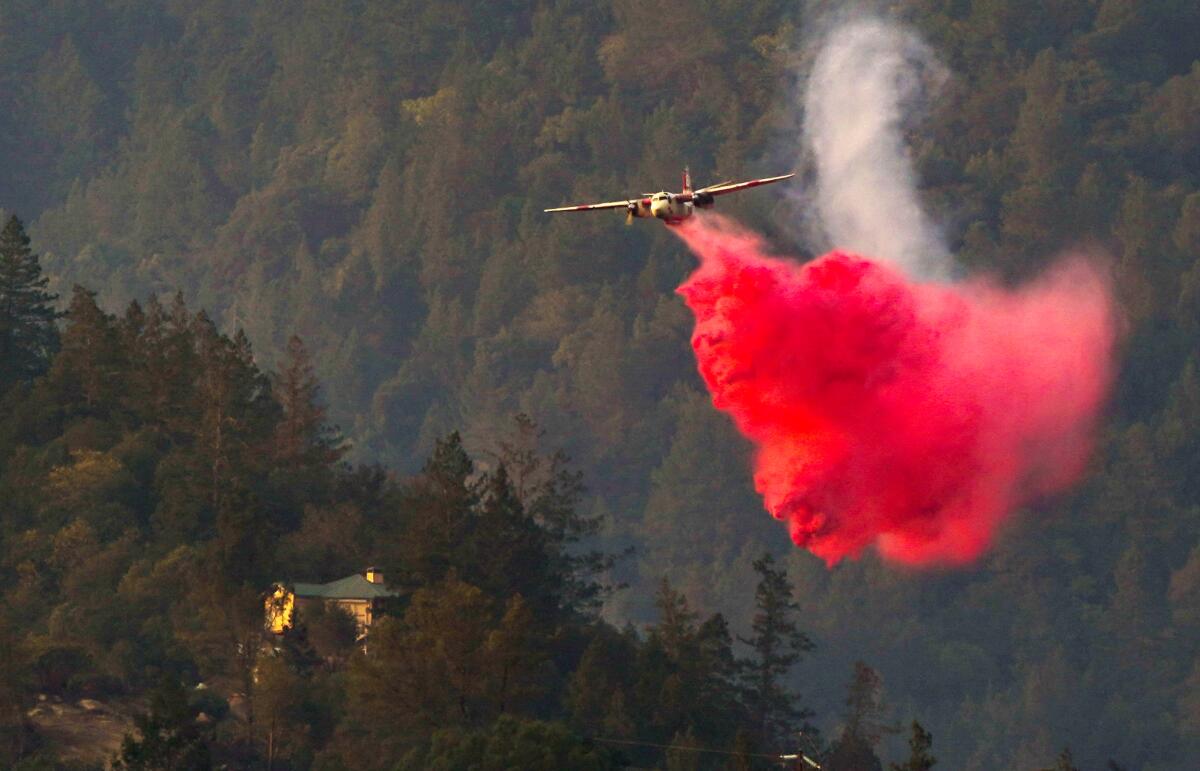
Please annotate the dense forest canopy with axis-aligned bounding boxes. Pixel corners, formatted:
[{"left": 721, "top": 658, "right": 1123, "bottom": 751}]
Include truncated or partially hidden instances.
[{"left": 1, "top": 0, "right": 1199, "bottom": 769}]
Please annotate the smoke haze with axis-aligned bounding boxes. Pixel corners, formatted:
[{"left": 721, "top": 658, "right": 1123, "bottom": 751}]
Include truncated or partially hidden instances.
[{"left": 803, "top": 16, "right": 950, "bottom": 279}]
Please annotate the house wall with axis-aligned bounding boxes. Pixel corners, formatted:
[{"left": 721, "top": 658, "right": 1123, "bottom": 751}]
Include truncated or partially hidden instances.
[
  {"left": 337, "top": 599, "right": 371, "bottom": 634},
  {"left": 291, "top": 597, "right": 372, "bottom": 636}
]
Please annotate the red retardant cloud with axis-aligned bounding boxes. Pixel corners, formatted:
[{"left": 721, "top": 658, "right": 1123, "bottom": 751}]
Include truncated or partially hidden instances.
[{"left": 674, "top": 215, "right": 1116, "bottom": 566}]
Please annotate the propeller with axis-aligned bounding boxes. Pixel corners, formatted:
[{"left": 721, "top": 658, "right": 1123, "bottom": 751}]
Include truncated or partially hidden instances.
[{"left": 626, "top": 202, "right": 636, "bottom": 225}]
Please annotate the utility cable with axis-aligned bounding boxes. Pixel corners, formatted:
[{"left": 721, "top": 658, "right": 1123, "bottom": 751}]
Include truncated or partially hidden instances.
[{"left": 587, "top": 735, "right": 821, "bottom": 767}]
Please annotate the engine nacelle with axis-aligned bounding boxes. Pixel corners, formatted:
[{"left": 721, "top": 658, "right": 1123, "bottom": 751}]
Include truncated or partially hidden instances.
[{"left": 693, "top": 192, "right": 715, "bottom": 208}]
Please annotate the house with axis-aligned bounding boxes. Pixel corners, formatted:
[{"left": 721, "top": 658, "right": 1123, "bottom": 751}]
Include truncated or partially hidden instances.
[{"left": 266, "top": 567, "right": 398, "bottom": 638}]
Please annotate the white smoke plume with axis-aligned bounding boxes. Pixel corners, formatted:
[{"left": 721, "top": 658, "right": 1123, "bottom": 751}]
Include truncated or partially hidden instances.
[{"left": 802, "top": 16, "right": 950, "bottom": 279}]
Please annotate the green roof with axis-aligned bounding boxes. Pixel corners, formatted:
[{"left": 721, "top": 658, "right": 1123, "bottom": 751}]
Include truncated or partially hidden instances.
[{"left": 292, "top": 573, "right": 398, "bottom": 600}]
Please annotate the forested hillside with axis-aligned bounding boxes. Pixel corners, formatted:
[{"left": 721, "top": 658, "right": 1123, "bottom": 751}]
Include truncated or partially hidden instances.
[
  {"left": 2, "top": 0, "right": 1200, "bottom": 769},
  {"left": 0, "top": 246, "right": 850, "bottom": 768}
]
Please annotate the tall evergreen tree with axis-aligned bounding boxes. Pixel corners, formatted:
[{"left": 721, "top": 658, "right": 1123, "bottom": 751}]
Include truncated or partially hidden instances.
[
  {"left": 467, "top": 463, "right": 555, "bottom": 616},
  {"left": 0, "top": 215, "right": 59, "bottom": 393},
  {"left": 889, "top": 721, "right": 936, "bottom": 771},
  {"left": 49, "top": 285, "right": 125, "bottom": 412},
  {"left": 268, "top": 334, "right": 344, "bottom": 528},
  {"left": 640, "top": 579, "right": 741, "bottom": 750},
  {"left": 737, "top": 553, "right": 814, "bottom": 752},
  {"left": 193, "top": 320, "right": 277, "bottom": 576},
  {"left": 122, "top": 293, "right": 197, "bottom": 428},
  {"left": 826, "top": 662, "right": 892, "bottom": 771},
  {"left": 271, "top": 334, "right": 344, "bottom": 472},
  {"left": 386, "top": 431, "right": 479, "bottom": 590},
  {"left": 842, "top": 661, "right": 894, "bottom": 747},
  {"left": 493, "top": 414, "right": 617, "bottom": 618}
]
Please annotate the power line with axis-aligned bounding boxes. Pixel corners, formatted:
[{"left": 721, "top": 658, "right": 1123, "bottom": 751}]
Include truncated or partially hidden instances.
[
  {"left": 587, "top": 735, "right": 822, "bottom": 767},
  {"left": 589, "top": 735, "right": 775, "bottom": 758}
]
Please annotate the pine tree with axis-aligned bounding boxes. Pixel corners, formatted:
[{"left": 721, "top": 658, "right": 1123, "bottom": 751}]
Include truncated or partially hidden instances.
[
  {"left": 566, "top": 626, "right": 640, "bottom": 738},
  {"left": 492, "top": 414, "right": 617, "bottom": 619},
  {"left": 49, "top": 285, "right": 126, "bottom": 411},
  {"left": 643, "top": 579, "right": 741, "bottom": 749},
  {"left": 665, "top": 727, "right": 703, "bottom": 771},
  {"left": 268, "top": 334, "right": 344, "bottom": 529},
  {"left": 825, "top": 662, "right": 892, "bottom": 771},
  {"left": 122, "top": 293, "right": 197, "bottom": 427},
  {"left": 842, "top": 661, "right": 893, "bottom": 746},
  {"left": 737, "top": 553, "right": 815, "bottom": 752},
  {"left": 654, "top": 577, "right": 701, "bottom": 660},
  {"left": 387, "top": 431, "right": 479, "bottom": 590},
  {"left": 0, "top": 215, "right": 60, "bottom": 393},
  {"left": 271, "top": 335, "right": 344, "bottom": 471},
  {"left": 466, "top": 463, "right": 554, "bottom": 616},
  {"left": 889, "top": 721, "right": 936, "bottom": 771},
  {"left": 186, "top": 316, "right": 277, "bottom": 577}
]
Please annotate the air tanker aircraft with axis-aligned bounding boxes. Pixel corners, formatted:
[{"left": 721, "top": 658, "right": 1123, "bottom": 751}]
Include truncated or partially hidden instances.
[{"left": 545, "top": 168, "right": 794, "bottom": 225}]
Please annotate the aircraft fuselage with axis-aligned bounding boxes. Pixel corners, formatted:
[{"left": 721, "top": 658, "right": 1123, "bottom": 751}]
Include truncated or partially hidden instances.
[
  {"left": 544, "top": 168, "right": 790, "bottom": 225},
  {"left": 635, "top": 191, "right": 714, "bottom": 224}
]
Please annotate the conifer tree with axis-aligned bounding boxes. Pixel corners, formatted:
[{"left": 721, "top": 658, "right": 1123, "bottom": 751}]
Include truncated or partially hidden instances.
[
  {"left": 388, "top": 431, "right": 479, "bottom": 590},
  {"left": 50, "top": 285, "right": 125, "bottom": 411},
  {"left": 271, "top": 334, "right": 343, "bottom": 471},
  {"left": 268, "top": 335, "right": 344, "bottom": 529},
  {"left": 842, "top": 662, "right": 894, "bottom": 747},
  {"left": 165, "top": 315, "right": 278, "bottom": 577},
  {"left": 121, "top": 294, "right": 195, "bottom": 426},
  {"left": 0, "top": 215, "right": 60, "bottom": 393},
  {"left": 826, "top": 662, "right": 892, "bottom": 771},
  {"left": 643, "top": 579, "right": 740, "bottom": 749},
  {"left": 423, "top": 430, "right": 477, "bottom": 507},
  {"left": 653, "top": 577, "right": 701, "bottom": 661},
  {"left": 889, "top": 721, "right": 936, "bottom": 771},
  {"left": 566, "top": 625, "right": 640, "bottom": 738},
  {"left": 493, "top": 414, "right": 617, "bottom": 619},
  {"left": 737, "top": 553, "right": 814, "bottom": 752},
  {"left": 467, "top": 463, "right": 554, "bottom": 616}
]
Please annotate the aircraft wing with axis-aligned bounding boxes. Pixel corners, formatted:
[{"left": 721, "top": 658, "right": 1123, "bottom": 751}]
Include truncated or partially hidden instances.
[
  {"left": 698, "top": 173, "right": 794, "bottom": 197},
  {"left": 544, "top": 199, "right": 633, "bottom": 213}
]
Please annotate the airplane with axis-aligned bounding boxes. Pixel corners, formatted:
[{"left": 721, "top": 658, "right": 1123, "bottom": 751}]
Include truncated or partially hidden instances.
[{"left": 544, "top": 167, "right": 794, "bottom": 225}]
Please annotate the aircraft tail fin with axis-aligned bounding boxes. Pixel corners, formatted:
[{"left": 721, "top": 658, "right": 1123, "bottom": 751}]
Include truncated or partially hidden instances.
[{"left": 682, "top": 166, "right": 692, "bottom": 194}]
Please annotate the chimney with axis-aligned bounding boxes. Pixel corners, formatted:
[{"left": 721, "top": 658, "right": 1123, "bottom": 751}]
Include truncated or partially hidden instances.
[{"left": 365, "top": 567, "right": 384, "bottom": 585}]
